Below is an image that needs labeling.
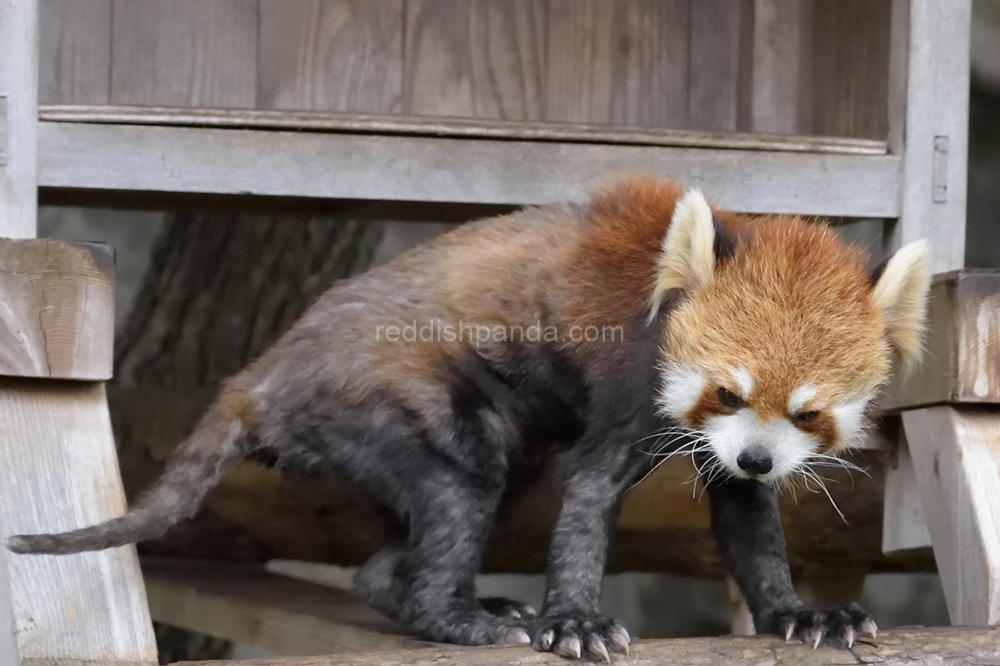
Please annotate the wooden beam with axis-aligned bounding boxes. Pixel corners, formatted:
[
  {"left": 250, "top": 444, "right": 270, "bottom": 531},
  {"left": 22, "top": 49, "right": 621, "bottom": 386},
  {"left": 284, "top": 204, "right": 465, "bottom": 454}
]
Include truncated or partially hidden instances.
[
  {"left": 36, "top": 119, "right": 903, "bottom": 217},
  {"left": 880, "top": 270, "right": 1000, "bottom": 412},
  {"left": 173, "top": 625, "right": 1000, "bottom": 666},
  {"left": 0, "top": 238, "right": 115, "bottom": 380},
  {"left": 902, "top": 407, "right": 1000, "bottom": 625},
  {"left": 142, "top": 559, "right": 431, "bottom": 656},
  {"left": 0, "top": 379, "right": 158, "bottom": 663}
]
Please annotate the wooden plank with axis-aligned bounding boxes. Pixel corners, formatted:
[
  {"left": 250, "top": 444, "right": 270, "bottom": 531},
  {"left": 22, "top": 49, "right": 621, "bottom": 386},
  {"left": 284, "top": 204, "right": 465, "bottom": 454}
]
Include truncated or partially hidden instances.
[
  {"left": 0, "top": 239, "right": 114, "bottom": 380},
  {"left": 746, "top": 0, "right": 815, "bottom": 134},
  {"left": 36, "top": 120, "right": 903, "bottom": 216},
  {"left": 110, "top": 0, "right": 257, "bottom": 108},
  {"left": 0, "top": 379, "right": 157, "bottom": 663},
  {"left": 37, "top": 104, "right": 890, "bottom": 155},
  {"left": 404, "top": 0, "right": 545, "bottom": 120},
  {"left": 38, "top": 0, "right": 111, "bottom": 104},
  {"left": 880, "top": 270, "right": 1000, "bottom": 411},
  {"left": 142, "top": 559, "right": 431, "bottom": 656},
  {"left": 884, "top": 0, "right": 971, "bottom": 273},
  {"left": 902, "top": 407, "right": 1000, "bottom": 624},
  {"left": 882, "top": 428, "right": 932, "bottom": 553},
  {"left": 0, "top": 0, "right": 39, "bottom": 238},
  {"left": 173, "top": 626, "right": 1000, "bottom": 666},
  {"left": 688, "top": 0, "right": 748, "bottom": 131},
  {"left": 808, "top": 0, "right": 891, "bottom": 140},
  {"left": 257, "top": 0, "right": 403, "bottom": 113},
  {"left": 545, "top": 0, "right": 691, "bottom": 128}
]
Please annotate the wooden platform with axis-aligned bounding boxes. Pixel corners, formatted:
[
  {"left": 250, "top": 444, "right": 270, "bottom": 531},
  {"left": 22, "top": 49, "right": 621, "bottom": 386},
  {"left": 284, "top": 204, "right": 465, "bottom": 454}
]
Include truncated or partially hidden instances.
[{"left": 171, "top": 625, "right": 1000, "bottom": 666}]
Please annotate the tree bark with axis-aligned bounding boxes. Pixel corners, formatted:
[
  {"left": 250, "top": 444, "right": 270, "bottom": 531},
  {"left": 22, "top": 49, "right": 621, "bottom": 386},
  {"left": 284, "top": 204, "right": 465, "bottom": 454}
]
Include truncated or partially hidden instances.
[{"left": 174, "top": 625, "right": 1000, "bottom": 666}]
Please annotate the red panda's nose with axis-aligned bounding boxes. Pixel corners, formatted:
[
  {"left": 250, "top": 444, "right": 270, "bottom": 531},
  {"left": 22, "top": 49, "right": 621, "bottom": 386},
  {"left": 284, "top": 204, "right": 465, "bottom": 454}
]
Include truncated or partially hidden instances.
[{"left": 737, "top": 446, "right": 773, "bottom": 476}]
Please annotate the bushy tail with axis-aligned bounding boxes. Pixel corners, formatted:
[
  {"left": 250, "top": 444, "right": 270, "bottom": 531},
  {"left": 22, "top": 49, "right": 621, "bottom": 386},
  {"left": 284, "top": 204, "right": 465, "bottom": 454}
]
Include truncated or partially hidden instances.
[{"left": 7, "top": 402, "right": 247, "bottom": 555}]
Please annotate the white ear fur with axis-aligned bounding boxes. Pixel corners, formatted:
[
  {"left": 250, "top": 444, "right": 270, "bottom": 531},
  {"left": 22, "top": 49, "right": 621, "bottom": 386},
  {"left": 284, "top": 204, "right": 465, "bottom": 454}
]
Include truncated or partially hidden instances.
[
  {"left": 649, "top": 188, "right": 716, "bottom": 318},
  {"left": 871, "top": 239, "right": 931, "bottom": 369}
]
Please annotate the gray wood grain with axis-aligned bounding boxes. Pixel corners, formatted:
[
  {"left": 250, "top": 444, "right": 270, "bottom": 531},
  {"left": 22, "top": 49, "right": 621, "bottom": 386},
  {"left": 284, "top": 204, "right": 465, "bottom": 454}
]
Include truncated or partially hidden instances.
[
  {"left": 38, "top": 0, "right": 111, "bottom": 104},
  {"left": 885, "top": 0, "right": 970, "bottom": 273},
  {"left": 546, "top": 0, "right": 691, "bottom": 128},
  {"left": 688, "top": 0, "right": 748, "bottom": 131},
  {"left": 258, "top": 0, "right": 403, "bottom": 113},
  {"left": 0, "top": 381, "right": 157, "bottom": 663},
  {"left": 404, "top": 0, "right": 545, "bottom": 120},
  {"left": 110, "top": 0, "right": 257, "bottom": 107},
  {"left": 37, "top": 104, "right": 889, "bottom": 154},
  {"left": 37, "top": 120, "right": 902, "bottom": 217}
]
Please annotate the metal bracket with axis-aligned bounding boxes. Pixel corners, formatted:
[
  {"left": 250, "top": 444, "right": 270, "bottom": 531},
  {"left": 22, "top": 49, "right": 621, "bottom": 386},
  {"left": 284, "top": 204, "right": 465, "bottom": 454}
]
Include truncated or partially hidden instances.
[{"left": 932, "top": 135, "right": 949, "bottom": 203}]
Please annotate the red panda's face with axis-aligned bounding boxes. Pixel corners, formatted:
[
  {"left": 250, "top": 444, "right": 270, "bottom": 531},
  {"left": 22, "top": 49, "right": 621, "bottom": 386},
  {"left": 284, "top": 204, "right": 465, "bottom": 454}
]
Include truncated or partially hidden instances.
[
  {"left": 648, "top": 189, "right": 930, "bottom": 486},
  {"left": 656, "top": 222, "right": 889, "bottom": 483}
]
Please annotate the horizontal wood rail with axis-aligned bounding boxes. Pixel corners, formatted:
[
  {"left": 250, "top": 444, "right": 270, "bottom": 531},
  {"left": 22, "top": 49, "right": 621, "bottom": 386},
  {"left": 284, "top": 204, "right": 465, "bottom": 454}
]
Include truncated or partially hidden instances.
[{"left": 36, "top": 105, "right": 901, "bottom": 217}]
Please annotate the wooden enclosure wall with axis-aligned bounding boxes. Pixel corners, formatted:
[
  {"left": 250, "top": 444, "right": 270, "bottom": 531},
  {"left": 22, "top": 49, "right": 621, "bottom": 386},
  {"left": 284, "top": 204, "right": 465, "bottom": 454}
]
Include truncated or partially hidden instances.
[{"left": 39, "top": 0, "right": 891, "bottom": 138}]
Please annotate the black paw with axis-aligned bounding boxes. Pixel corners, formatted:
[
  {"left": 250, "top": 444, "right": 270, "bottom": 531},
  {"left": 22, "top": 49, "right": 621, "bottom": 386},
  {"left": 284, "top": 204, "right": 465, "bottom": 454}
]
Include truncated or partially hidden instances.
[
  {"left": 765, "top": 602, "right": 877, "bottom": 649},
  {"left": 531, "top": 613, "right": 630, "bottom": 662},
  {"left": 480, "top": 596, "right": 538, "bottom": 620}
]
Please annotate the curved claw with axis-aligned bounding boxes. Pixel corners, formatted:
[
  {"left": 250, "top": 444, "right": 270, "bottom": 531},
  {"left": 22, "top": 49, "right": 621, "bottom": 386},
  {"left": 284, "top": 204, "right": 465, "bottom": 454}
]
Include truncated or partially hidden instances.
[
  {"left": 555, "top": 635, "right": 582, "bottom": 660},
  {"left": 588, "top": 637, "right": 611, "bottom": 663},
  {"left": 608, "top": 630, "right": 630, "bottom": 655},
  {"left": 537, "top": 629, "right": 556, "bottom": 651}
]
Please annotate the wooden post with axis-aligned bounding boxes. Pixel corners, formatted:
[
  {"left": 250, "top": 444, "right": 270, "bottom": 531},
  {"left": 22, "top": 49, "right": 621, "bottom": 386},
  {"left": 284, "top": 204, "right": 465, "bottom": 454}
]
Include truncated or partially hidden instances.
[
  {"left": 0, "top": 2, "right": 157, "bottom": 662},
  {"left": 880, "top": 0, "right": 976, "bottom": 621}
]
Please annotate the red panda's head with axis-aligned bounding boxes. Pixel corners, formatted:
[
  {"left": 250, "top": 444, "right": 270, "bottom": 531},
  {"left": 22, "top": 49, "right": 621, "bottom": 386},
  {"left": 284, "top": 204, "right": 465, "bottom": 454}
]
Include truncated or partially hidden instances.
[{"left": 652, "top": 189, "right": 930, "bottom": 485}]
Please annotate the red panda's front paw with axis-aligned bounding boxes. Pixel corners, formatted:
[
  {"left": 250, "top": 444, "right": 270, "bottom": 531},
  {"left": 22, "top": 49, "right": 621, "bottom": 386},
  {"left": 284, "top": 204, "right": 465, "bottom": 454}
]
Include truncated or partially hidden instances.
[
  {"left": 768, "top": 602, "right": 876, "bottom": 649},
  {"left": 530, "top": 612, "right": 630, "bottom": 661}
]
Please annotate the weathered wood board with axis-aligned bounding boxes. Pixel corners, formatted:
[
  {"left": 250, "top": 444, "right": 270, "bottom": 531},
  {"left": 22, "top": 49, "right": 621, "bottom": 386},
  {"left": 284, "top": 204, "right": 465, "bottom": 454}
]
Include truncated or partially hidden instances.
[
  {"left": 174, "top": 625, "right": 1000, "bottom": 666},
  {"left": 36, "top": 0, "right": 893, "bottom": 138},
  {"left": 0, "top": 239, "right": 115, "bottom": 381},
  {"left": 881, "top": 270, "right": 1000, "bottom": 412}
]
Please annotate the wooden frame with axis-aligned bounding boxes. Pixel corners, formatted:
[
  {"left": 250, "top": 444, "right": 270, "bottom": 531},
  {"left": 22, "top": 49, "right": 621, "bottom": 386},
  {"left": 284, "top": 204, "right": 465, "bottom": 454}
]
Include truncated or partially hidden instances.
[{"left": 1, "top": 0, "right": 990, "bottom": 662}]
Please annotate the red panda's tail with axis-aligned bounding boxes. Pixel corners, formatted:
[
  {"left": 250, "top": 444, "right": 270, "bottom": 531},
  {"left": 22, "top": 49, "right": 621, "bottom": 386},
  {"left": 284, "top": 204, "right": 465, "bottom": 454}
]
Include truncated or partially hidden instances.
[{"left": 7, "top": 399, "right": 247, "bottom": 555}]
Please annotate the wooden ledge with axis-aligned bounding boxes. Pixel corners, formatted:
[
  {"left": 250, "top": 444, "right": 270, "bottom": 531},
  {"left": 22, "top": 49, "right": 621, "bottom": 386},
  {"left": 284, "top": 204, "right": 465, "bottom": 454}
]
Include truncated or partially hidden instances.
[
  {"left": 881, "top": 269, "right": 1000, "bottom": 412},
  {"left": 37, "top": 107, "right": 901, "bottom": 217},
  {"left": 171, "top": 625, "right": 1000, "bottom": 666},
  {"left": 39, "top": 105, "right": 888, "bottom": 156},
  {"left": 0, "top": 238, "right": 114, "bottom": 380}
]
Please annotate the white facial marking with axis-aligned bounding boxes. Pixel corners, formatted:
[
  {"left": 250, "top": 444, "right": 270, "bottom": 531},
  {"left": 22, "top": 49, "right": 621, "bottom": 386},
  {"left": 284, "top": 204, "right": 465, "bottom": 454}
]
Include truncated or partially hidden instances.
[
  {"left": 703, "top": 411, "right": 817, "bottom": 483},
  {"left": 731, "top": 366, "right": 754, "bottom": 400},
  {"left": 831, "top": 397, "right": 871, "bottom": 449},
  {"left": 787, "top": 383, "right": 818, "bottom": 415},
  {"left": 658, "top": 363, "right": 706, "bottom": 419}
]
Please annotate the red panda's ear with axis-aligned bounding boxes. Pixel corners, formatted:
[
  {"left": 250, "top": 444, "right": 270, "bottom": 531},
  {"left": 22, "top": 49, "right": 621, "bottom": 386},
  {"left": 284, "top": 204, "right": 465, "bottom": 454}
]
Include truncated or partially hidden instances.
[
  {"left": 871, "top": 239, "right": 931, "bottom": 370},
  {"left": 649, "top": 188, "right": 715, "bottom": 318}
]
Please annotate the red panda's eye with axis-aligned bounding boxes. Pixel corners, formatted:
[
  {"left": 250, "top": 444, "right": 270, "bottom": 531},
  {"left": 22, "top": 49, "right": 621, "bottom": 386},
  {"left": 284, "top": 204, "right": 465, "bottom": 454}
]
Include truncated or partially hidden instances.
[
  {"left": 718, "top": 387, "right": 743, "bottom": 409},
  {"left": 794, "top": 410, "right": 820, "bottom": 424}
]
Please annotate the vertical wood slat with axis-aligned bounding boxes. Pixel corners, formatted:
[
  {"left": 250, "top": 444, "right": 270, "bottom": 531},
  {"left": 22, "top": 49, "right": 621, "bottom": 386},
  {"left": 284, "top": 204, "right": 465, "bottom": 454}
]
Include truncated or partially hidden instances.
[
  {"left": 0, "top": 0, "right": 39, "bottom": 239},
  {"left": 688, "top": 0, "right": 750, "bottom": 131},
  {"left": 38, "top": 0, "right": 111, "bottom": 105},
  {"left": 809, "top": 0, "right": 892, "bottom": 140},
  {"left": 110, "top": 0, "right": 257, "bottom": 108},
  {"left": 745, "top": 0, "right": 815, "bottom": 134},
  {"left": 258, "top": 0, "right": 403, "bottom": 113},
  {"left": 545, "top": 0, "right": 691, "bottom": 127},
  {"left": 403, "top": 0, "right": 545, "bottom": 120}
]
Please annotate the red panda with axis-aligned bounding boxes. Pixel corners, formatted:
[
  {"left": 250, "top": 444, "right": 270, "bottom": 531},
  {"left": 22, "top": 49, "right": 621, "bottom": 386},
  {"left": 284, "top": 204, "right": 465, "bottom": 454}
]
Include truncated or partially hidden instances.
[{"left": 7, "top": 175, "right": 929, "bottom": 660}]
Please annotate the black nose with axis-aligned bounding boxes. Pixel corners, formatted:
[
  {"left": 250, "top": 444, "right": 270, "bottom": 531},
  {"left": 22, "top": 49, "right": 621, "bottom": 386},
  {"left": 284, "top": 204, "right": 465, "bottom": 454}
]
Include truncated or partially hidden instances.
[{"left": 737, "top": 446, "right": 773, "bottom": 476}]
